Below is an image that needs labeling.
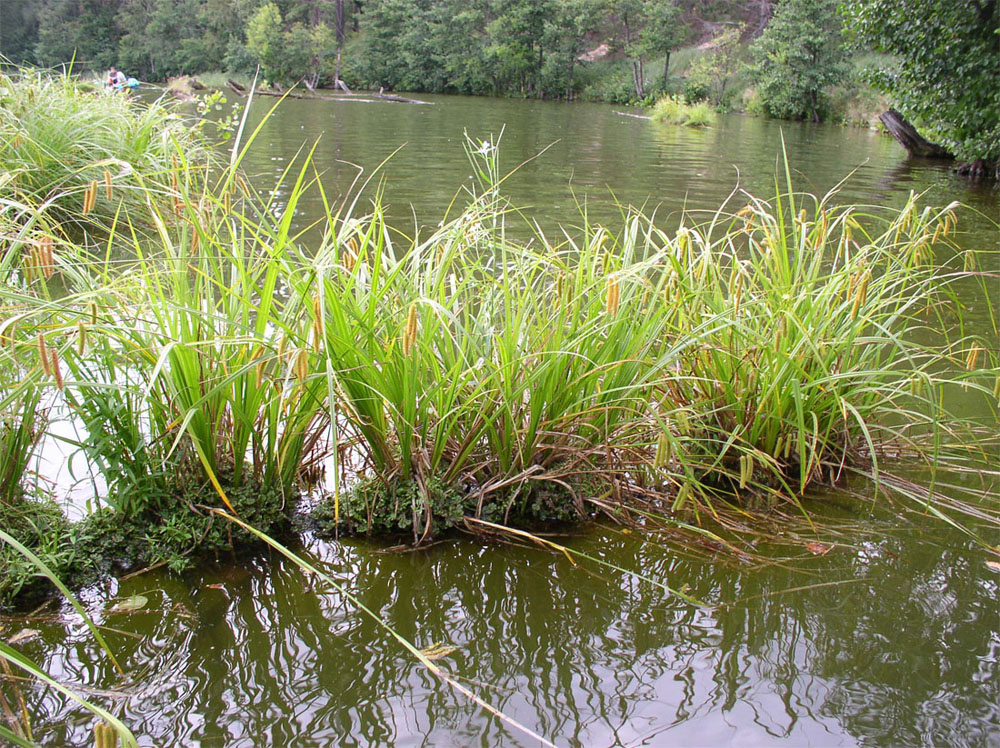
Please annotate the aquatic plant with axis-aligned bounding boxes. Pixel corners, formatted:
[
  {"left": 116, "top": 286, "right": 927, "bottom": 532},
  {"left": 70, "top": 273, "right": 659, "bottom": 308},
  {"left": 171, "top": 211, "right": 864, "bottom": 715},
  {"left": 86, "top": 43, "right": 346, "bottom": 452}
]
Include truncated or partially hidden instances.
[
  {"left": 0, "top": 65, "right": 210, "bottom": 253},
  {"left": 1, "top": 86, "right": 996, "bottom": 592},
  {"left": 0, "top": 529, "right": 137, "bottom": 748},
  {"left": 650, "top": 95, "right": 717, "bottom": 127}
]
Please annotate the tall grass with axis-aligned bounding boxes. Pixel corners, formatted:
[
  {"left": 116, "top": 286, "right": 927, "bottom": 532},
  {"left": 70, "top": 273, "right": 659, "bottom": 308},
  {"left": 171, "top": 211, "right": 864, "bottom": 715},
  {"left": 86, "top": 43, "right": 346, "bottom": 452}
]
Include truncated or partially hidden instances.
[
  {"left": 0, "top": 65, "right": 210, "bottom": 279},
  {"left": 650, "top": 95, "right": 717, "bottom": 127},
  {"left": 1, "top": 83, "right": 996, "bottom": 566}
]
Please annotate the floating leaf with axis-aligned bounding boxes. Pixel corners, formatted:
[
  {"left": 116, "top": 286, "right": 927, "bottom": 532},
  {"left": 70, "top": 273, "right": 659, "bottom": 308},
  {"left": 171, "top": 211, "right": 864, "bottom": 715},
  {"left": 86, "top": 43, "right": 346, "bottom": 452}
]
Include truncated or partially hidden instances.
[
  {"left": 108, "top": 595, "right": 148, "bottom": 614},
  {"left": 805, "top": 542, "right": 834, "bottom": 556},
  {"left": 419, "top": 642, "right": 459, "bottom": 661},
  {"left": 7, "top": 628, "right": 41, "bottom": 645}
]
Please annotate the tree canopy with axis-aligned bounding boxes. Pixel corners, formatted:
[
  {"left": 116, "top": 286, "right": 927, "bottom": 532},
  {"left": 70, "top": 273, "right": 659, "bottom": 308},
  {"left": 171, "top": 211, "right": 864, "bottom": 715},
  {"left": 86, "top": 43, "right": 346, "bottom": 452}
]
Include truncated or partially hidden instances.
[
  {"left": 842, "top": 0, "right": 1000, "bottom": 172},
  {"left": 747, "top": 0, "right": 847, "bottom": 122}
]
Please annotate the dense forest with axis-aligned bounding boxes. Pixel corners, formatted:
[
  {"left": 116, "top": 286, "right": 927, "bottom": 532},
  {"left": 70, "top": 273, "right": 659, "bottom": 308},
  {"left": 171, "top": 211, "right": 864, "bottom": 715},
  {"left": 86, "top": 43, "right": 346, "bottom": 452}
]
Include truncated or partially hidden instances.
[
  {"left": 1, "top": 0, "right": 772, "bottom": 97},
  {"left": 0, "top": 0, "right": 997, "bottom": 171}
]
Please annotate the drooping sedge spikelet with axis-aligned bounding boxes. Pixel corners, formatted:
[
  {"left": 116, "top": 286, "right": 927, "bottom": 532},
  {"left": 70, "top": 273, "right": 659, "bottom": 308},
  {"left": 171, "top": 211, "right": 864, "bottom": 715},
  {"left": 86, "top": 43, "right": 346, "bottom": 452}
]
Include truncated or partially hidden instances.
[
  {"left": 77, "top": 321, "right": 86, "bottom": 355},
  {"left": 850, "top": 271, "right": 870, "bottom": 320},
  {"left": 403, "top": 303, "right": 419, "bottom": 356},
  {"left": 276, "top": 334, "right": 288, "bottom": 360},
  {"left": 672, "top": 483, "right": 690, "bottom": 511},
  {"left": 738, "top": 454, "right": 753, "bottom": 489},
  {"left": 103, "top": 169, "right": 113, "bottom": 200},
  {"left": 24, "top": 246, "right": 37, "bottom": 283},
  {"left": 82, "top": 180, "right": 98, "bottom": 215},
  {"left": 40, "top": 236, "right": 54, "bottom": 279},
  {"left": 606, "top": 274, "right": 620, "bottom": 316},
  {"left": 51, "top": 349, "right": 63, "bottom": 390},
  {"left": 312, "top": 294, "right": 323, "bottom": 351},
  {"left": 966, "top": 345, "right": 982, "bottom": 371},
  {"left": 93, "top": 721, "right": 117, "bottom": 748},
  {"left": 89, "top": 301, "right": 98, "bottom": 325},
  {"left": 295, "top": 349, "right": 309, "bottom": 382},
  {"left": 38, "top": 334, "right": 50, "bottom": 375},
  {"left": 673, "top": 407, "right": 689, "bottom": 435},
  {"left": 654, "top": 432, "right": 671, "bottom": 468},
  {"left": 342, "top": 238, "right": 357, "bottom": 272},
  {"left": 170, "top": 155, "right": 180, "bottom": 193}
]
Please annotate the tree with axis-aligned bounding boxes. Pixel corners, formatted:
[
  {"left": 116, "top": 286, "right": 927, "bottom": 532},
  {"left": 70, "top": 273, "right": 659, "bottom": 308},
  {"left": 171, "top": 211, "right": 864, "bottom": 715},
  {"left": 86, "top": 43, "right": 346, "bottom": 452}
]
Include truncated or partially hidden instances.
[
  {"left": 246, "top": 2, "right": 288, "bottom": 82},
  {"left": 35, "top": 0, "right": 122, "bottom": 70},
  {"left": 747, "top": 0, "right": 847, "bottom": 122},
  {"left": 616, "top": 0, "right": 685, "bottom": 99},
  {"left": 636, "top": 0, "right": 684, "bottom": 91},
  {"left": 842, "top": 0, "right": 1000, "bottom": 177},
  {"left": 117, "top": 0, "right": 213, "bottom": 79},
  {"left": 0, "top": 0, "right": 41, "bottom": 65},
  {"left": 684, "top": 26, "right": 743, "bottom": 108}
]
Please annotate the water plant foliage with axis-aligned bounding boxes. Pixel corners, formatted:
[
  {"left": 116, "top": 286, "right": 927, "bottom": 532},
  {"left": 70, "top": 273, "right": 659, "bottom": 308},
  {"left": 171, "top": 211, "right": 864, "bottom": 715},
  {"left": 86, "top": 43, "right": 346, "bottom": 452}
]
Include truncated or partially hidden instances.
[
  {"left": 1, "top": 70, "right": 998, "bottom": 748},
  {"left": 2, "top": 93, "right": 997, "bottom": 561}
]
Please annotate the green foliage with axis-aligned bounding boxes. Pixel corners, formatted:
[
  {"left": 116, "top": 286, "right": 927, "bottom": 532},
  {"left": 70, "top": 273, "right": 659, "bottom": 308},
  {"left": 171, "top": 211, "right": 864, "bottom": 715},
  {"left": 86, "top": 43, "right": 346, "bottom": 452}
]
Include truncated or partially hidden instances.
[
  {"left": 246, "top": 3, "right": 288, "bottom": 82},
  {"left": 747, "top": 0, "right": 847, "bottom": 121},
  {"left": 320, "top": 476, "right": 474, "bottom": 535},
  {"left": 650, "top": 95, "right": 716, "bottom": 126},
  {"left": 0, "top": 497, "right": 75, "bottom": 606},
  {"left": 0, "top": 0, "right": 41, "bottom": 65},
  {"left": 34, "top": 0, "right": 122, "bottom": 70},
  {"left": 0, "top": 66, "right": 209, "bottom": 248},
  {"left": 247, "top": 2, "right": 338, "bottom": 86},
  {"left": 842, "top": 0, "right": 1000, "bottom": 168},
  {"left": 75, "top": 478, "right": 287, "bottom": 575},
  {"left": 683, "top": 27, "right": 745, "bottom": 109}
]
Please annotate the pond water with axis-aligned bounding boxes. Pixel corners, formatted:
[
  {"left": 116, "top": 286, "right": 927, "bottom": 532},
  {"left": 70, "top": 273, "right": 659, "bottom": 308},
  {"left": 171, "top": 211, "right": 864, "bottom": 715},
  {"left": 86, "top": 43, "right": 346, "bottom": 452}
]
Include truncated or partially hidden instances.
[{"left": 5, "top": 95, "right": 999, "bottom": 747}]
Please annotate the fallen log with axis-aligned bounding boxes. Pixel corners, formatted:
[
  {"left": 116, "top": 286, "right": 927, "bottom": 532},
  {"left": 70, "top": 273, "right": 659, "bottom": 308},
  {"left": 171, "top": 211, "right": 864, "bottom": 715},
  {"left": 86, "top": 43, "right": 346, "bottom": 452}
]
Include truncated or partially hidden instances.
[
  {"left": 879, "top": 109, "right": 951, "bottom": 158},
  {"left": 223, "top": 78, "right": 430, "bottom": 104}
]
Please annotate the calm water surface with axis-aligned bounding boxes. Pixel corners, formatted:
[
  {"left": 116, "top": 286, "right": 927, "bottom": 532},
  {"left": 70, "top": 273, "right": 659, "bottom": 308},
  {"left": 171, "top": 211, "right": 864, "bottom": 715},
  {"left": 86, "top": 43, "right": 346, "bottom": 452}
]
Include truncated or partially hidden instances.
[{"left": 6, "top": 95, "right": 999, "bottom": 747}]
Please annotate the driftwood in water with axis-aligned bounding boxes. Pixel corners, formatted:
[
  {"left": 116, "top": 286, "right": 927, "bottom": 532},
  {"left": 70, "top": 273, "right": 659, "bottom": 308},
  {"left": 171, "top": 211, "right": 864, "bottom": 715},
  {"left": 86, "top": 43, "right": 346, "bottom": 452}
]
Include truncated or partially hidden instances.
[
  {"left": 614, "top": 110, "right": 651, "bottom": 120},
  {"left": 879, "top": 109, "right": 951, "bottom": 158},
  {"left": 168, "top": 88, "right": 196, "bottom": 102},
  {"left": 879, "top": 109, "right": 997, "bottom": 180},
  {"left": 223, "top": 78, "right": 428, "bottom": 104}
]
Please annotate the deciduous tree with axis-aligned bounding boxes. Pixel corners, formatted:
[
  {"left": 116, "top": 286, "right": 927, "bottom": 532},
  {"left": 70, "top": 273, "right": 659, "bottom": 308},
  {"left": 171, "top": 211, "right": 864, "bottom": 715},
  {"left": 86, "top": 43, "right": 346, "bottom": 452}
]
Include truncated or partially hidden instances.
[
  {"left": 842, "top": 0, "right": 999, "bottom": 177},
  {"left": 747, "top": 0, "right": 846, "bottom": 122}
]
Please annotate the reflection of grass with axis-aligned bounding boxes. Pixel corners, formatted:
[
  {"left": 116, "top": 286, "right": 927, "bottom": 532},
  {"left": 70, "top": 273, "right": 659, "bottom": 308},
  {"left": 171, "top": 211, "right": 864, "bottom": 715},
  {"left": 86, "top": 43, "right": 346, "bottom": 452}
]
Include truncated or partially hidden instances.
[
  {"left": 651, "top": 95, "right": 716, "bottom": 126},
  {"left": 0, "top": 528, "right": 138, "bottom": 748}
]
